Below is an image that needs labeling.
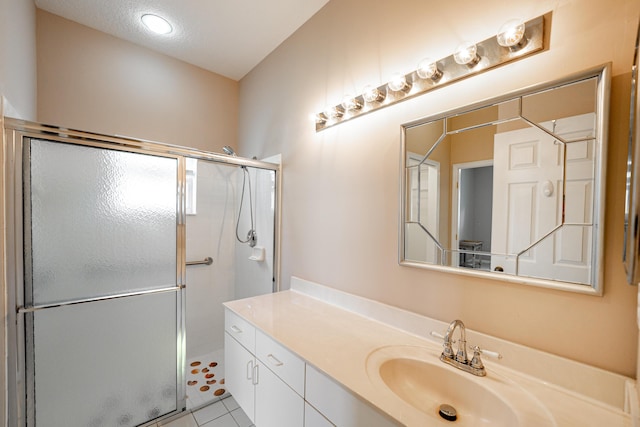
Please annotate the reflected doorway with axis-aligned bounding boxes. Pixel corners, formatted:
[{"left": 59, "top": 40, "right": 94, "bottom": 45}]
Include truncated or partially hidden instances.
[{"left": 452, "top": 161, "right": 493, "bottom": 270}]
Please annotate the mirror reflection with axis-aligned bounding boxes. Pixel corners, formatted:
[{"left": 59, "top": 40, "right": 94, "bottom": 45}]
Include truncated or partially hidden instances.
[{"left": 402, "top": 71, "right": 606, "bottom": 291}]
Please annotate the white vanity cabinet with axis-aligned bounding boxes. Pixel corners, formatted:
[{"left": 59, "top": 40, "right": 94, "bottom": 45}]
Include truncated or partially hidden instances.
[
  {"left": 224, "top": 310, "right": 257, "bottom": 423},
  {"left": 304, "top": 402, "right": 334, "bottom": 427},
  {"left": 225, "top": 307, "right": 399, "bottom": 427},
  {"left": 224, "top": 308, "right": 305, "bottom": 427}
]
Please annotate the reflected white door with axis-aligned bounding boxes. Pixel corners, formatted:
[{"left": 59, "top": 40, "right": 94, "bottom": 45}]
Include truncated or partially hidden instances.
[
  {"left": 491, "top": 114, "right": 595, "bottom": 283},
  {"left": 406, "top": 154, "right": 440, "bottom": 263}
]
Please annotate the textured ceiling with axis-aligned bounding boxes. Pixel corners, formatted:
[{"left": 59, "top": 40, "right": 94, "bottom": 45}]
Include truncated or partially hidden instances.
[{"left": 34, "top": 0, "right": 330, "bottom": 81}]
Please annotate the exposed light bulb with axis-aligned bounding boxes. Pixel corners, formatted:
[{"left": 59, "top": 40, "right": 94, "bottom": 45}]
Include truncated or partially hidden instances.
[
  {"left": 341, "top": 94, "right": 363, "bottom": 111},
  {"left": 454, "top": 42, "right": 480, "bottom": 66},
  {"left": 416, "top": 58, "right": 443, "bottom": 81},
  {"left": 324, "top": 105, "right": 344, "bottom": 119},
  {"left": 314, "top": 112, "right": 328, "bottom": 124},
  {"left": 141, "top": 14, "right": 173, "bottom": 35},
  {"left": 388, "top": 73, "right": 411, "bottom": 92},
  {"left": 497, "top": 19, "right": 527, "bottom": 50},
  {"left": 362, "top": 85, "right": 385, "bottom": 103}
]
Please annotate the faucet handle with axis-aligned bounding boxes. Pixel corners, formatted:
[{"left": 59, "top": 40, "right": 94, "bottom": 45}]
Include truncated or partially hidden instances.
[
  {"left": 478, "top": 347, "right": 503, "bottom": 360},
  {"left": 431, "top": 331, "right": 456, "bottom": 359},
  {"left": 430, "top": 331, "right": 445, "bottom": 340},
  {"left": 470, "top": 346, "right": 484, "bottom": 369},
  {"left": 430, "top": 330, "right": 458, "bottom": 344},
  {"left": 470, "top": 345, "right": 503, "bottom": 371}
]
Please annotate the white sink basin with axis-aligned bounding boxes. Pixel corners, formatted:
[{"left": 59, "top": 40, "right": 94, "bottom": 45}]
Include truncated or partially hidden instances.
[{"left": 366, "top": 345, "right": 556, "bottom": 426}]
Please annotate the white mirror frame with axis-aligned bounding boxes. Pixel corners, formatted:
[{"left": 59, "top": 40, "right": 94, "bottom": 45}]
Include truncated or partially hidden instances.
[{"left": 399, "top": 64, "right": 611, "bottom": 295}]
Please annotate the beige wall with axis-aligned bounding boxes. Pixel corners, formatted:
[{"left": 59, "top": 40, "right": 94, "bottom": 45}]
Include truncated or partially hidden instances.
[
  {"left": 36, "top": 10, "right": 238, "bottom": 153},
  {"left": 239, "top": 0, "right": 640, "bottom": 376},
  {"left": 0, "top": 1, "right": 36, "bottom": 422},
  {"left": 0, "top": 0, "right": 37, "bottom": 119}
]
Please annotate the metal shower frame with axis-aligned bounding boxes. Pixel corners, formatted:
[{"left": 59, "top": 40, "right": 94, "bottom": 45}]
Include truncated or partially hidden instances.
[{"left": 1, "top": 118, "right": 282, "bottom": 426}]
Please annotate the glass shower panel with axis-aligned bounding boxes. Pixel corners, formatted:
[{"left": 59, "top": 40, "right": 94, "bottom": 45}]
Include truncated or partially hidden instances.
[
  {"left": 26, "top": 139, "right": 178, "bottom": 305},
  {"left": 30, "top": 291, "right": 178, "bottom": 426}
]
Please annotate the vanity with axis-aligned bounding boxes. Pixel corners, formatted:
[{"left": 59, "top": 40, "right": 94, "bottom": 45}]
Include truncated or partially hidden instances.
[{"left": 224, "top": 277, "right": 632, "bottom": 426}]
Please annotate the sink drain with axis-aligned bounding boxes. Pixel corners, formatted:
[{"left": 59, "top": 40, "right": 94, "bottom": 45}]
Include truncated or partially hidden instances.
[{"left": 438, "top": 404, "right": 458, "bottom": 422}]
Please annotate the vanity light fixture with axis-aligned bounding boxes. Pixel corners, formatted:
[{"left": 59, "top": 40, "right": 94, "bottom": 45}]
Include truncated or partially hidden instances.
[
  {"left": 315, "top": 113, "right": 328, "bottom": 125},
  {"left": 341, "top": 94, "right": 363, "bottom": 111},
  {"left": 453, "top": 42, "right": 481, "bottom": 66},
  {"left": 416, "top": 58, "right": 443, "bottom": 81},
  {"left": 141, "top": 13, "right": 173, "bottom": 35},
  {"left": 324, "top": 105, "right": 344, "bottom": 119},
  {"left": 315, "top": 13, "right": 549, "bottom": 132},
  {"left": 497, "top": 18, "right": 527, "bottom": 50},
  {"left": 362, "top": 85, "right": 386, "bottom": 103},
  {"left": 388, "top": 73, "right": 412, "bottom": 92}
]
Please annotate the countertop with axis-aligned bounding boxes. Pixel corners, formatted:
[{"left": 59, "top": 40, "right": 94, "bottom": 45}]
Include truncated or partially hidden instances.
[{"left": 224, "top": 289, "right": 631, "bottom": 426}]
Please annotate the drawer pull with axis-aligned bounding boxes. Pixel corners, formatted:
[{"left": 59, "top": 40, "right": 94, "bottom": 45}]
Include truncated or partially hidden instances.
[
  {"left": 246, "top": 360, "right": 253, "bottom": 380},
  {"left": 267, "top": 353, "right": 284, "bottom": 367},
  {"left": 253, "top": 364, "right": 259, "bottom": 385},
  {"left": 231, "top": 325, "right": 242, "bottom": 334}
]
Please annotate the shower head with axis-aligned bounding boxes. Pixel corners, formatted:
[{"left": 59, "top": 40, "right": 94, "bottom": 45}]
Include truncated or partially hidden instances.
[{"left": 222, "top": 146, "right": 236, "bottom": 156}]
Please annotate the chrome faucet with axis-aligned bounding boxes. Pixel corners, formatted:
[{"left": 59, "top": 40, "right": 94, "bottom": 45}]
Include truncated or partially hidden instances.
[{"left": 439, "top": 319, "right": 487, "bottom": 377}]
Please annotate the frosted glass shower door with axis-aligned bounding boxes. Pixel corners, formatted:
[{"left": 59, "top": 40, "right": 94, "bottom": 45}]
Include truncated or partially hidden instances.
[{"left": 22, "top": 139, "right": 184, "bottom": 426}]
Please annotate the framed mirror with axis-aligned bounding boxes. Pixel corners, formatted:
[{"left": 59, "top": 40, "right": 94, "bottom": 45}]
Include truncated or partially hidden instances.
[
  {"left": 624, "top": 22, "right": 640, "bottom": 285},
  {"left": 400, "top": 64, "right": 610, "bottom": 294}
]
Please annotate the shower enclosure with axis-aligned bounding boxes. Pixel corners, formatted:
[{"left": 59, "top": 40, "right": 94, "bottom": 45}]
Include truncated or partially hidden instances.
[
  {"left": 184, "top": 158, "right": 277, "bottom": 409},
  {"left": 2, "top": 119, "right": 280, "bottom": 426}
]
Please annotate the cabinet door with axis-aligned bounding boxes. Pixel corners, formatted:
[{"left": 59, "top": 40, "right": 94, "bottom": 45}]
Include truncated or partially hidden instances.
[
  {"left": 224, "top": 332, "right": 255, "bottom": 423},
  {"left": 306, "top": 365, "right": 399, "bottom": 427},
  {"left": 305, "top": 402, "right": 335, "bottom": 427},
  {"left": 255, "top": 363, "right": 304, "bottom": 427}
]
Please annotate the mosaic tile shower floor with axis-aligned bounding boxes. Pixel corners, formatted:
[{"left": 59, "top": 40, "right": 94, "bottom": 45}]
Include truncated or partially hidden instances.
[{"left": 186, "top": 349, "right": 229, "bottom": 410}]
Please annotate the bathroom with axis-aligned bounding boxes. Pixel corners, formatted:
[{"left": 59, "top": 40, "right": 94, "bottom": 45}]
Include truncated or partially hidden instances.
[{"left": 1, "top": 0, "right": 640, "bottom": 426}]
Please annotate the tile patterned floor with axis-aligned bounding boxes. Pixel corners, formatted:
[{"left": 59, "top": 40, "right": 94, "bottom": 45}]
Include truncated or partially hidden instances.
[
  {"left": 146, "top": 349, "right": 253, "bottom": 427},
  {"left": 151, "top": 396, "right": 254, "bottom": 427}
]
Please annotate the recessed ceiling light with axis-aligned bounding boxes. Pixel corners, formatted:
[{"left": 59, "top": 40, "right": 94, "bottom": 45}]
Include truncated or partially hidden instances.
[{"left": 141, "top": 14, "right": 173, "bottom": 35}]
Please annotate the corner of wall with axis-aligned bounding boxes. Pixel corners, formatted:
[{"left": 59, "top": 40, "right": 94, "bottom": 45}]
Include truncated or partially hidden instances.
[{"left": 0, "top": 0, "right": 37, "bottom": 120}]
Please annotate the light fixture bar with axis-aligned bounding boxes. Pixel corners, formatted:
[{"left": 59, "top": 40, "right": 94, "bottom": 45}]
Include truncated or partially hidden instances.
[{"left": 315, "top": 13, "right": 549, "bottom": 132}]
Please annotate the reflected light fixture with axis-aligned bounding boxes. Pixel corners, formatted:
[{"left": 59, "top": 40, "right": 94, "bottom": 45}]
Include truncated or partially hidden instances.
[
  {"left": 141, "top": 14, "right": 173, "bottom": 35},
  {"left": 388, "top": 73, "right": 412, "bottom": 92},
  {"left": 453, "top": 41, "right": 480, "bottom": 66},
  {"left": 497, "top": 18, "right": 527, "bottom": 50},
  {"left": 314, "top": 13, "right": 547, "bottom": 131},
  {"left": 416, "top": 58, "right": 443, "bottom": 81},
  {"left": 362, "top": 85, "right": 386, "bottom": 103}
]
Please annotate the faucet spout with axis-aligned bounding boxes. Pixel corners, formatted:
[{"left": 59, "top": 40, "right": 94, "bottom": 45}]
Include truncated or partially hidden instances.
[
  {"left": 439, "top": 319, "right": 486, "bottom": 377},
  {"left": 443, "top": 319, "right": 467, "bottom": 364}
]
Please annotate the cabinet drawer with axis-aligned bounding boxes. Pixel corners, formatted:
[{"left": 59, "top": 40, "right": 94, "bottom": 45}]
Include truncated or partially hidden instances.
[
  {"left": 224, "top": 308, "right": 255, "bottom": 352},
  {"left": 255, "top": 329, "right": 305, "bottom": 396}
]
